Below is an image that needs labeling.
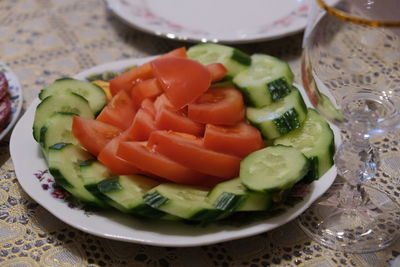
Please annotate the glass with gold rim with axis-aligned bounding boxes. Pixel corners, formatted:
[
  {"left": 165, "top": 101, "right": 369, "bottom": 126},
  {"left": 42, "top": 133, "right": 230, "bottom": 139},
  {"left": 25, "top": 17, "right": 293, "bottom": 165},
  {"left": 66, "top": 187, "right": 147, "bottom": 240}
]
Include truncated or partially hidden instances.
[{"left": 297, "top": 0, "right": 400, "bottom": 253}]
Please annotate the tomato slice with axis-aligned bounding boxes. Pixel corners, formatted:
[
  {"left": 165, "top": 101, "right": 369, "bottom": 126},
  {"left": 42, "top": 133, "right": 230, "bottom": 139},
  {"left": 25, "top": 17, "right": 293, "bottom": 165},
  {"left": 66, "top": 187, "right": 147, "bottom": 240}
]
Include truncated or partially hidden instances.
[
  {"left": 130, "top": 78, "right": 163, "bottom": 110},
  {"left": 155, "top": 104, "right": 204, "bottom": 136},
  {"left": 72, "top": 116, "right": 122, "bottom": 156},
  {"left": 154, "top": 94, "right": 204, "bottom": 136},
  {"left": 204, "top": 122, "right": 264, "bottom": 158},
  {"left": 151, "top": 57, "right": 211, "bottom": 109},
  {"left": 96, "top": 90, "right": 136, "bottom": 130},
  {"left": 154, "top": 94, "right": 203, "bottom": 135},
  {"left": 110, "top": 63, "right": 153, "bottom": 96},
  {"left": 109, "top": 47, "right": 187, "bottom": 95},
  {"left": 154, "top": 94, "right": 204, "bottom": 135},
  {"left": 125, "top": 107, "right": 157, "bottom": 141},
  {"left": 140, "top": 98, "right": 156, "bottom": 117},
  {"left": 188, "top": 87, "right": 245, "bottom": 125},
  {"left": 148, "top": 131, "right": 241, "bottom": 179},
  {"left": 206, "top": 63, "right": 228, "bottom": 83},
  {"left": 153, "top": 93, "right": 173, "bottom": 112},
  {"left": 98, "top": 134, "right": 141, "bottom": 175},
  {"left": 117, "top": 141, "right": 212, "bottom": 185}
]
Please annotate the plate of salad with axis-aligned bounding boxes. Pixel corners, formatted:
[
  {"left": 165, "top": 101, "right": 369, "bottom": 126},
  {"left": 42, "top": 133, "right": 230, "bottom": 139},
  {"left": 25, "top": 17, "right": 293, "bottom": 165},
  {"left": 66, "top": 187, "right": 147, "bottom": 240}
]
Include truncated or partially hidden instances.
[
  {"left": 106, "top": 0, "right": 309, "bottom": 43},
  {"left": 10, "top": 44, "right": 339, "bottom": 247}
]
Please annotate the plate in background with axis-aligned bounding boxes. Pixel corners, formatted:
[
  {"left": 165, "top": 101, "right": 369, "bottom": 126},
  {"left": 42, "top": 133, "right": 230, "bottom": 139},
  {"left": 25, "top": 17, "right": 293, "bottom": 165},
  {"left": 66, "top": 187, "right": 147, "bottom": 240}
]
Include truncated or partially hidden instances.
[{"left": 106, "top": 0, "right": 309, "bottom": 44}]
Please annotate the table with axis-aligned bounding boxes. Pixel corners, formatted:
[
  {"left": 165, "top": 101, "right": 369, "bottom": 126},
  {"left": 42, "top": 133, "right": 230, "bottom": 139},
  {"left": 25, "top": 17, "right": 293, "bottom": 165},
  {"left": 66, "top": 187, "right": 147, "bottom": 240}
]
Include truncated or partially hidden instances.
[{"left": 1, "top": 0, "right": 400, "bottom": 266}]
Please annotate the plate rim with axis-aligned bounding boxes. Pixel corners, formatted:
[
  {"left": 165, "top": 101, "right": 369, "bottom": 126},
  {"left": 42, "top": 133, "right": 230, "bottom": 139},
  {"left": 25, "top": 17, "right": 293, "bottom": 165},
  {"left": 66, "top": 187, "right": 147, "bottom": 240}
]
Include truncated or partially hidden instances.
[
  {"left": 0, "top": 62, "right": 23, "bottom": 141},
  {"left": 105, "top": 0, "right": 309, "bottom": 44},
  {"left": 10, "top": 56, "right": 339, "bottom": 247}
]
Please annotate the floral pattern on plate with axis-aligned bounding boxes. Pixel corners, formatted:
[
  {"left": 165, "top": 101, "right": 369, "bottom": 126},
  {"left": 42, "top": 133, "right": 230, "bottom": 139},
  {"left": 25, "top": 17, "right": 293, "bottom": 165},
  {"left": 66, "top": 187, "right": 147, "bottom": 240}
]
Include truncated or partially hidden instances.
[{"left": 33, "top": 169, "right": 94, "bottom": 214}]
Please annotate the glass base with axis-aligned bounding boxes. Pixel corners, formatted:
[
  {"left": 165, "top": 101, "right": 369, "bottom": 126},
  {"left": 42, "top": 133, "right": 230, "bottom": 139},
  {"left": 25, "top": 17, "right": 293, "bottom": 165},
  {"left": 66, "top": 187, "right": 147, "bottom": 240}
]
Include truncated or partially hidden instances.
[{"left": 297, "top": 183, "right": 400, "bottom": 253}]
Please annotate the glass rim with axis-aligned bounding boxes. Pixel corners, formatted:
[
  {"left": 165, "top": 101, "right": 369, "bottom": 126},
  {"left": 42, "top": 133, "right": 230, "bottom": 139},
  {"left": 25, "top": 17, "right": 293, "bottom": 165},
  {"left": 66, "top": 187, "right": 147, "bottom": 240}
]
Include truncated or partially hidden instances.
[{"left": 317, "top": 0, "right": 400, "bottom": 27}]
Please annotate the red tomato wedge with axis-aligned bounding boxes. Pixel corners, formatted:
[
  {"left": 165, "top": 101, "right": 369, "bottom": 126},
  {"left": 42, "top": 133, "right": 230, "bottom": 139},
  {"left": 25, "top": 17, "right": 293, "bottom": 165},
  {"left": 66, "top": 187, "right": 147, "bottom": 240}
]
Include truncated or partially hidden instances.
[
  {"left": 117, "top": 141, "right": 212, "bottom": 185},
  {"left": 110, "top": 63, "right": 152, "bottom": 96},
  {"left": 188, "top": 87, "right": 245, "bottom": 125},
  {"left": 98, "top": 134, "right": 141, "bottom": 175},
  {"left": 140, "top": 98, "right": 156, "bottom": 117},
  {"left": 130, "top": 78, "right": 162, "bottom": 110},
  {"left": 148, "top": 131, "right": 241, "bottom": 179},
  {"left": 72, "top": 116, "right": 122, "bottom": 156},
  {"left": 155, "top": 107, "right": 204, "bottom": 136},
  {"left": 206, "top": 63, "right": 228, "bottom": 83},
  {"left": 96, "top": 90, "right": 136, "bottom": 130},
  {"left": 154, "top": 94, "right": 204, "bottom": 135},
  {"left": 151, "top": 57, "right": 211, "bottom": 109},
  {"left": 109, "top": 47, "right": 187, "bottom": 95},
  {"left": 153, "top": 93, "right": 173, "bottom": 112},
  {"left": 204, "top": 122, "right": 264, "bottom": 158},
  {"left": 125, "top": 108, "right": 157, "bottom": 141}
]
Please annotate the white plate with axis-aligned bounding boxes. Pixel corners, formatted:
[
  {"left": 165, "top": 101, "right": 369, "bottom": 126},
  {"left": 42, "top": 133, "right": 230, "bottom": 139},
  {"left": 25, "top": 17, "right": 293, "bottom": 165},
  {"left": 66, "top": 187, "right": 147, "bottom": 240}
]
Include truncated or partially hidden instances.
[
  {"left": 0, "top": 62, "right": 23, "bottom": 141},
  {"left": 10, "top": 56, "right": 339, "bottom": 247},
  {"left": 106, "top": 0, "right": 309, "bottom": 44}
]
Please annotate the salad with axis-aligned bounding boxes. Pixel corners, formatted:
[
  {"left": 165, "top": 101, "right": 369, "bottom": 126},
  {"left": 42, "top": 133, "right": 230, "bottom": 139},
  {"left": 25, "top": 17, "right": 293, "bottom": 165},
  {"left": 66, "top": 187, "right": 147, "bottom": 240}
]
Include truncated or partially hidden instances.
[{"left": 32, "top": 44, "right": 334, "bottom": 222}]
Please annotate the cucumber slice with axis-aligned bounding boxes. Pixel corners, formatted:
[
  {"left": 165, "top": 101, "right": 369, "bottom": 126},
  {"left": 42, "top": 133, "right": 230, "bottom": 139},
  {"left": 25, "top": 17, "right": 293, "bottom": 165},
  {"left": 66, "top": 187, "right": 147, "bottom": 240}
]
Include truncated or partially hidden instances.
[
  {"left": 39, "top": 112, "right": 78, "bottom": 150},
  {"left": 187, "top": 43, "right": 251, "bottom": 77},
  {"left": 39, "top": 78, "right": 107, "bottom": 115},
  {"left": 274, "top": 109, "right": 335, "bottom": 182},
  {"left": 207, "top": 178, "right": 272, "bottom": 213},
  {"left": 96, "top": 175, "right": 166, "bottom": 218},
  {"left": 240, "top": 145, "right": 310, "bottom": 193},
  {"left": 143, "top": 183, "right": 222, "bottom": 221},
  {"left": 246, "top": 88, "right": 307, "bottom": 140},
  {"left": 234, "top": 54, "right": 294, "bottom": 107},
  {"left": 32, "top": 92, "right": 94, "bottom": 141},
  {"left": 47, "top": 143, "right": 105, "bottom": 206},
  {"left": 80, "top": 160, "right": 112, "bottom": 198}
]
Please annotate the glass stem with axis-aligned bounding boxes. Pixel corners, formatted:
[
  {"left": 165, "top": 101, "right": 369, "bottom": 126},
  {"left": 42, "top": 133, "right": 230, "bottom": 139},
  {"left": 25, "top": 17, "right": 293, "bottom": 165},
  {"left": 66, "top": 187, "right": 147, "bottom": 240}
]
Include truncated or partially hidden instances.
[
  {"left": 350, "top": 128, "right": 377, "bottom": 184},
  {"left": 334, "top": 127, "right": 377, "bottom": 207}
]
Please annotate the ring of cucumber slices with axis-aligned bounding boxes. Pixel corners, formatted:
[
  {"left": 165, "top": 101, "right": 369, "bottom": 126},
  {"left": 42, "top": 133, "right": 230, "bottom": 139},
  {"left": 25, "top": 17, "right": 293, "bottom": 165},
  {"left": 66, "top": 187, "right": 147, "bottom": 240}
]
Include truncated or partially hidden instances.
[{"left": 30, "top": 44, "right": 335, "bottom": 224}]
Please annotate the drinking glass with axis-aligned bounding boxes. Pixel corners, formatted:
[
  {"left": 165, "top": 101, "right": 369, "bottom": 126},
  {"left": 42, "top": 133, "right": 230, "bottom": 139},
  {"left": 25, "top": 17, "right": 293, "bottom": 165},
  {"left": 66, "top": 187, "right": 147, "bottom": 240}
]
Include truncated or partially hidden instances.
[{"left": 297, "top": 0, "right": 400, "bottom": 253}]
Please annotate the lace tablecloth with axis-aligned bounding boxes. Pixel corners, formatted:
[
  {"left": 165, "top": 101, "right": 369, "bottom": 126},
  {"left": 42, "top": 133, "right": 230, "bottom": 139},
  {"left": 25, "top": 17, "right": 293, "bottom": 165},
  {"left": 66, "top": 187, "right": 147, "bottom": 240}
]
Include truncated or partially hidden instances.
[{"left": 1, "top": 0, "right": 400, "bottom": 266}]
